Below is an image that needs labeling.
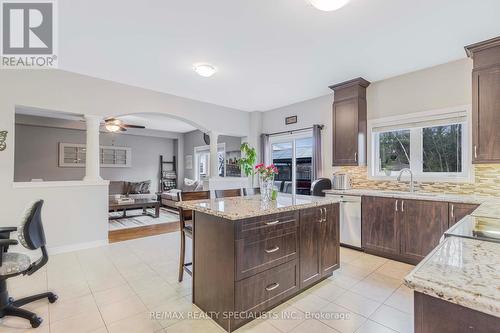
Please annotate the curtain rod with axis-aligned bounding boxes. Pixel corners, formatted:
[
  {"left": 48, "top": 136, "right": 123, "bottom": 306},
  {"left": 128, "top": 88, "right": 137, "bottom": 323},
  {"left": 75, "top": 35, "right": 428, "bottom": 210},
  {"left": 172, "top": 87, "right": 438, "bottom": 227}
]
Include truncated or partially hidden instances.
[{"left": 265, "top": 125, "right": 324, "bottom": 137}]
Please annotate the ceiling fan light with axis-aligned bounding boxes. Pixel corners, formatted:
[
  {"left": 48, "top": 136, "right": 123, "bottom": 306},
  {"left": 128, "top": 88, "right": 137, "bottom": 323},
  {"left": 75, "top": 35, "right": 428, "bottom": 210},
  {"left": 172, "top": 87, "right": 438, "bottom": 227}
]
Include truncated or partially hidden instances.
[
  {"left": 105, "top": 123, "right": 121, "bottom": 132},
  {"left": 193, "top": 63, "right": 217, "bottom": 77},
  {"left": 105, "top": 119, "right": 122, "bottom": 132},
  {"left": 308, "top": 0, "right": 350, "bottom": 11}
]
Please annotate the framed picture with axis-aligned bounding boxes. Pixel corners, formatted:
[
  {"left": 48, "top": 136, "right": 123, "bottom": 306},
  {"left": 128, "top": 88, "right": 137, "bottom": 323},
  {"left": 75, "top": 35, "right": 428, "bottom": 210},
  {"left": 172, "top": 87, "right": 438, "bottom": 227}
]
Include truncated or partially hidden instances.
[{"left": 285, "top": 115, "right": 297, "bottom": 125}]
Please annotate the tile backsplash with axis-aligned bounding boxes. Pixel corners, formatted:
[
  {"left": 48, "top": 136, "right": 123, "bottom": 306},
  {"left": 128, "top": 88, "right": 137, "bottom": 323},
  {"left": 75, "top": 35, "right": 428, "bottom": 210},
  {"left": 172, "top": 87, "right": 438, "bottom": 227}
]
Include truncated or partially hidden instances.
[{"left": 338, "top": 164, "right": 500, "bottom": 197}]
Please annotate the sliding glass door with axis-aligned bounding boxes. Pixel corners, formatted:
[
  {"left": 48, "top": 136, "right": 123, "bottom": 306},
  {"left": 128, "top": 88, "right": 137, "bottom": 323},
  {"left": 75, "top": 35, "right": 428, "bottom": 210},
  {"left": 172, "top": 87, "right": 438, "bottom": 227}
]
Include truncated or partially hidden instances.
[{"left": 270, "top": 132, "right": 313, "bottom": 195}]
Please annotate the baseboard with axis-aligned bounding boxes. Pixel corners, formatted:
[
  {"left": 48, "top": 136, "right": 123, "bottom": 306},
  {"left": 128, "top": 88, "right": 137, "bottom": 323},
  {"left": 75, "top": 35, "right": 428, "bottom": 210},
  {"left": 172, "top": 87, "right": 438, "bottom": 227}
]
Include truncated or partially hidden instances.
[{"left": 48, "top": 239, "right": 109, "bottom": 255}]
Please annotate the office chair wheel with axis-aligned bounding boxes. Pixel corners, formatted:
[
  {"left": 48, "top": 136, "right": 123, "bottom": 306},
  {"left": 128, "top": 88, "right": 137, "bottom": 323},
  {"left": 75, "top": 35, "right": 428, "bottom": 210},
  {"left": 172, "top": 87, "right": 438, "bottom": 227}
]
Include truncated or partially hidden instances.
[
  {"left": 48, "top": 293, "right": 58, "bottom": 303},
  {"left": 30, "top": 316, "right": 43, "bottom": 328}
]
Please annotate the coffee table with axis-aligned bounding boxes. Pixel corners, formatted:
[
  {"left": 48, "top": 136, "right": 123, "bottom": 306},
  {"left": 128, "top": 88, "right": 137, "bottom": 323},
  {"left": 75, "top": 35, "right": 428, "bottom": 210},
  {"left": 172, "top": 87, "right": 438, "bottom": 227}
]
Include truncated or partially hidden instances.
[{"left": 108, "top": 199, "right": 160, "bottom": 220}]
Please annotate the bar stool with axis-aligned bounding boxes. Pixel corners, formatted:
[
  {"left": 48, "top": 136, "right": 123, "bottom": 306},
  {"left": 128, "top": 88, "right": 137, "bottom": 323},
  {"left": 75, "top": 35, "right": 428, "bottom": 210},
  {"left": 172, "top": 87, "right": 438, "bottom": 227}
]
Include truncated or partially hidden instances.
[{"left": 177, "top": 190, "right": 211, "bottom": 282}]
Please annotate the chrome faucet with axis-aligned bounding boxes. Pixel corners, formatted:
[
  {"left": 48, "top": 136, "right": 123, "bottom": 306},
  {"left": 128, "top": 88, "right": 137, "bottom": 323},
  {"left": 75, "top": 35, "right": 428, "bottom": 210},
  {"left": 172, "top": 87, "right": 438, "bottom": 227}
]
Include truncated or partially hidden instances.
[{"left": 397, "top": 168, "right": 415, "bottom": 193}]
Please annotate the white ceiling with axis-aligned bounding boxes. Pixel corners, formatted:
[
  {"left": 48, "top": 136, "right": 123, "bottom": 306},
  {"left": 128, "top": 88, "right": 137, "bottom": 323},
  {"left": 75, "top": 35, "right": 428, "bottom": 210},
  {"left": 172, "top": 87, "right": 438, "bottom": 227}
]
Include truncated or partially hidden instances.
[
  {"left": 117, "top": 114, "right": 197, "bottom": 133},
  {"left": 59, "top": 0, "right": 500, "bottom": 111}
]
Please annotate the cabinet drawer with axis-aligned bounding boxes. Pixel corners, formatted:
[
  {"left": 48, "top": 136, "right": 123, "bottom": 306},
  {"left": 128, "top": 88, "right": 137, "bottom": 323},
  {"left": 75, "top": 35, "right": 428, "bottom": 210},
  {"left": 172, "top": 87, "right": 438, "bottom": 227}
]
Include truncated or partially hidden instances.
[
  {"left": 235, "top": 260, "right": 298, "bottom": 315},
  {"left": 236, "top": 231, "right": 297, "bottom": 280},
  {"left": 236, "top": 211, "right": 298, "bottom": 240}
]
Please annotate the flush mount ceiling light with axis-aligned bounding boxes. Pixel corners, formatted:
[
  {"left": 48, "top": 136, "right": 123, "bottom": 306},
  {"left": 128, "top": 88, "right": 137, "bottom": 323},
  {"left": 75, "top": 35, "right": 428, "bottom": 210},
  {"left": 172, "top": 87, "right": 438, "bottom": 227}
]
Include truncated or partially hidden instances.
[
  {"left": 193, "top": 63, "right": 217, "bottom": 77},
  {"left": 307, "top": 0, "right": 350, "bottom": 11}
]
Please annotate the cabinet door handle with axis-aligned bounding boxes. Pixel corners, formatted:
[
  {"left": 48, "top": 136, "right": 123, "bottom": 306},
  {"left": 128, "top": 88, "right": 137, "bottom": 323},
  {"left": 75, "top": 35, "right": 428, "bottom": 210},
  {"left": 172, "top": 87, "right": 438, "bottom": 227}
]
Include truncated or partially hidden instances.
[
  {"left": 265, "top": 245, "right": 280, "bottom": 253},
  {"left": 395, "top": 200, "right": 398, "bottom": 212},
  {"left": 266, "top": 220, "right": 280, "bottom": 225},
  {"left": 354, "top": 152, "right": 358, "bottom": 162},
  {"left": 451, "top": 204, "right": 454, "bottom": 219},
  {"left": 401, "top": 200, "right": 405, "bottom": 212},
  {"left": 474, "top": 145, "right": 478, "bottom": 159},
  {"left": 318, "top": 208, "right": 323, "bottom": 223},
  {"left": 323, "top": 208, "right": 327, "bottom": 222},
  {"left": 265, "top": 282, "right": 280, "bottom": 291}
]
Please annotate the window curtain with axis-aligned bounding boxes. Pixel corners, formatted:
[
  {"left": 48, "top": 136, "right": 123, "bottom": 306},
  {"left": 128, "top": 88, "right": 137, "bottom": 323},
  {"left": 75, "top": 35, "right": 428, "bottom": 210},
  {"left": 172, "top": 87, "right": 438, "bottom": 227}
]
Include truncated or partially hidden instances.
[
  {"left": 311, "top": 125, "right": 323, "bottom": 181},
  {"left": 261, "top": 134, "right": 270, "bottom": 165}
]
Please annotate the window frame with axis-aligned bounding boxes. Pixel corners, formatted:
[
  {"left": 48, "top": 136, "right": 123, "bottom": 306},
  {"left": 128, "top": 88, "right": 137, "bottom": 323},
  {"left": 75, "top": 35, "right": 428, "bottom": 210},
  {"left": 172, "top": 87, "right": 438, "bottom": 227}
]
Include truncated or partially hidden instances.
[
  {"left": 368, "top": 106, "right": 473, "bottom": 183},
  {"left": 59, "top": 143, "right": 132, "bottom": 168},
  {"left": 193, "top": 143, "right": 225, "bottom": 180}
]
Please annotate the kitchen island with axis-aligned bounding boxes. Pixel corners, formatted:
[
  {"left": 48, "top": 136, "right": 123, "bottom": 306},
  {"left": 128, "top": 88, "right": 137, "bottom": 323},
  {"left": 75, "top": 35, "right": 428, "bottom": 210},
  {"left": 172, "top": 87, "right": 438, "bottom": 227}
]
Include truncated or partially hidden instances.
[
  {"left": 404, "top": 203, "right": 500, "bottom": 332},
  {"left": 177, "top": 194, "right": 341, "bottom": 332}
]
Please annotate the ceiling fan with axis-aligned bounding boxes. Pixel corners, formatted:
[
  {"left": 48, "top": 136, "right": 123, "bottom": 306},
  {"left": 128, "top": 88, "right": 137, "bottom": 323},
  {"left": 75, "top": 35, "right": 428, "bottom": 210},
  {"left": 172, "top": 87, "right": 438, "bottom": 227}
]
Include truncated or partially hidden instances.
[{"left": 104, "top": 118, "right": 146, "bottom": 132}]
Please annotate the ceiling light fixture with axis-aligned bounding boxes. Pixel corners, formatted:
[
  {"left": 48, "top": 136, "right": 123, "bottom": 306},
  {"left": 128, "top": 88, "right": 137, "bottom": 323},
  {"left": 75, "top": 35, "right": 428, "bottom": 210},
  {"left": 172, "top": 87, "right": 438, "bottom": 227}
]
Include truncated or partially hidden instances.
[
  {"left": 105, "top": 119, "right": 122, "bottom": 132},
  {"left": 307, "top": 0, "right": 350, "bottom": 11},
  {"left": 193, "top": 63, "right": 217, "bottom": 77}
]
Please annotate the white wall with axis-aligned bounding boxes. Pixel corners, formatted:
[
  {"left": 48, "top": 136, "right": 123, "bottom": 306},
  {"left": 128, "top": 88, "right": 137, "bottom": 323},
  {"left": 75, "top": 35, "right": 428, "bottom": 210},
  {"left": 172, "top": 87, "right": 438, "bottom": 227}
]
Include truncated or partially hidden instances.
[
  {"left": 368, "top": 58, "right": 472, "bottom": 119},
  {"left": 0, "top": 69, "right": 252, "bottom": 253},
  {"left": 262, "top": 58, "right": 473, "bottom": 178},
  {"left": 15, "top": 124, "right": 176, "bottom": 193},
  {"left": 262, "top": 94, "right": 334, "bottom": 176}
]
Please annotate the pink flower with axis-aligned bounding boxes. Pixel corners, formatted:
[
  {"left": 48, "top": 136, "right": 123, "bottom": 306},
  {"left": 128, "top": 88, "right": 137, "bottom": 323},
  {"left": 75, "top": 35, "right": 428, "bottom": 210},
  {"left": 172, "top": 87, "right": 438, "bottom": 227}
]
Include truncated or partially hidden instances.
[{"left": 255, "top": 163, "right": 264, "bottom": 169}]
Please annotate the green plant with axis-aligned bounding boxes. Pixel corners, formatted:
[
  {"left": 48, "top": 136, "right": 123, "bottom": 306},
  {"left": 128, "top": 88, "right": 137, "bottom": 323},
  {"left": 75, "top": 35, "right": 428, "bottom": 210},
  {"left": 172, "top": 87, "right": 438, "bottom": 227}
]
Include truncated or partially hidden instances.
[{"left": 239, "top": 143, "right": 257, "bottom": 177}]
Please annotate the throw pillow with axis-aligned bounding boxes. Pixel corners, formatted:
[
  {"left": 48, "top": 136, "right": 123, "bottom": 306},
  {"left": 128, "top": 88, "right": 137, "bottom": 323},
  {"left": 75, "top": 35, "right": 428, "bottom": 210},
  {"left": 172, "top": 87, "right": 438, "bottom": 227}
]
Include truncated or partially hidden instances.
[
  {"left": 140, "top": 180, "right": 151, "bottom": 194},
  {"left": 194, "top": 182, "right": 204, "bottom": 191},
  {"left": 127, "top": 182, "right": 143, "bottom": 194},
  {"left": 183, "top": 178, "right": 199, "bottom": 192}
]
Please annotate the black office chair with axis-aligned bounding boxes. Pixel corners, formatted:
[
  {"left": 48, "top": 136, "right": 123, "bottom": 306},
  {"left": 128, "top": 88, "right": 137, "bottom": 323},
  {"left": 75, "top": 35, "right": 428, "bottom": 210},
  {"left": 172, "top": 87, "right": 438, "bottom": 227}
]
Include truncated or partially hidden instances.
[
  {"left": 0, "top": 200, "right": 57, "bottom": 328},
  {"left": 311, "top": 178, "right": 332, "bottom": 197}
]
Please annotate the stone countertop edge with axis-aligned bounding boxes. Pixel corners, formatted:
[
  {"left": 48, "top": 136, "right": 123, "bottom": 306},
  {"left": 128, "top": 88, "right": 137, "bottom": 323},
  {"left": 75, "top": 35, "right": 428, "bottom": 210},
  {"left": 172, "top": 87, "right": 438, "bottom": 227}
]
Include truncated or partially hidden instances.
[
  {"left": 323, "top": 188, "right": 499, "bottom": 205},
  {"left": 403, "top": 237, "right": 500, "bottom": 318},
  {"left": 176, "top": 195, "right": 341, "bottom": 220}
]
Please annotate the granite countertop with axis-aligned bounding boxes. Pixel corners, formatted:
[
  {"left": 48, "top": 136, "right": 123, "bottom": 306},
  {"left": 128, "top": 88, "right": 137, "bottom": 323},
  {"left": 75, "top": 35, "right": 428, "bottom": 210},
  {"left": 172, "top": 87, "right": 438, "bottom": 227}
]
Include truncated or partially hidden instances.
[
  {"left": 176, "top": 194, "right": 341, "bottom": 220},
  {"left": 404, "top": 236, "right": 500, "bottom": 318},
  {"left": 471, "top": 201, "right": 500, "bottom": 219},
  {"left": 324, "top": 188, "right": 497, "bottom": 205}
]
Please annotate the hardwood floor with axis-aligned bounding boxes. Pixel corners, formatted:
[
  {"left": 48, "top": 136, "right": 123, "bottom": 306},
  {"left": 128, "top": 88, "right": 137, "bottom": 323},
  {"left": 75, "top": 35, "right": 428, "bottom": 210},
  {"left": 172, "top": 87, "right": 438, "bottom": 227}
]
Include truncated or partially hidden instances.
[{"left": 108, "top": 222, "right": 179, "bottom": 243}]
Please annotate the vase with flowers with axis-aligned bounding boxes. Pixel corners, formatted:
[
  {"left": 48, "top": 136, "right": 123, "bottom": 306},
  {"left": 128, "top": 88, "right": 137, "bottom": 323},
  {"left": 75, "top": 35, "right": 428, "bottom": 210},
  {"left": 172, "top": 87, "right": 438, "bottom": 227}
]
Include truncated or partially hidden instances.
[{"left": 255, "top": 163, "right": 279, "bottom": 202}]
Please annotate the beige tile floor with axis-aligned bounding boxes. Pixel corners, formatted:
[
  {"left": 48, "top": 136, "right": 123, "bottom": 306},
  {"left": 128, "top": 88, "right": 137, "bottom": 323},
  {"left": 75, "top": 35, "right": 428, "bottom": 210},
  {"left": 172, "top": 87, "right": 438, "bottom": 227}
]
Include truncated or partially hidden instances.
[{"left": 0, "top": 232, "right": 415, "bottom": 333}]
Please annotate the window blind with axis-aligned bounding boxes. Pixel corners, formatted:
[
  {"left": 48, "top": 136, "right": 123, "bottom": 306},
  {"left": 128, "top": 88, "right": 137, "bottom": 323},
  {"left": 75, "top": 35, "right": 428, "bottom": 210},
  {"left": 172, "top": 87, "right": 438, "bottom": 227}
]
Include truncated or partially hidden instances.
[{"left": 372, "top": 111, "right": 467, "bottom": 133}]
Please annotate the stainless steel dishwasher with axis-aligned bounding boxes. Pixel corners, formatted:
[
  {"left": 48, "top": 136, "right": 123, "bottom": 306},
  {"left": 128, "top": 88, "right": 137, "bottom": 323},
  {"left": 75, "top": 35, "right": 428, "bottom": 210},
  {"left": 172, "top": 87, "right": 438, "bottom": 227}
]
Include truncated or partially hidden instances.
[{"left": 327, "top": 194, "right": 362, "bottom": 249}]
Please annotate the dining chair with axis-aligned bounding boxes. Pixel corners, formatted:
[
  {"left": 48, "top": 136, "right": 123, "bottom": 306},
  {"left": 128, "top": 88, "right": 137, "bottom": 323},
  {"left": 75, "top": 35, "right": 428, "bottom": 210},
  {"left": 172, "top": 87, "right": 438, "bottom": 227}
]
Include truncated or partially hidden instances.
[
  {"left": 243, "top": 188, "right": 261, "bottom": 196},
  {"left": 214, "top": 189, "right": 242, "bottom": 198}
]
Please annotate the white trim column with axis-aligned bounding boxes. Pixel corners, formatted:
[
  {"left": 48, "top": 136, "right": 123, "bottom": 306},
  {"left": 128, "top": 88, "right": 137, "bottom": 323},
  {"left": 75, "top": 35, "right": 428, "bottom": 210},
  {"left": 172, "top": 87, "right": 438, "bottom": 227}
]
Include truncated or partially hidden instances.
[
  {"left": 83, "top": 115, "right": 103, "bottom": 182},
  {"left": 209, "top": 131, "right": 219, "bottom": 178}
]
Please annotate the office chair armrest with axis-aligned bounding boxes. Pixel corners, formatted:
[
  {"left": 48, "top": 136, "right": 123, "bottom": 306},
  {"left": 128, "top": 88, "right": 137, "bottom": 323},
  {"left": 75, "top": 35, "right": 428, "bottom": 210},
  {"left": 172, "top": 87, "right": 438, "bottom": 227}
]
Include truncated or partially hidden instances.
[
  {"left": 0, "top": 227, "right": 17, "bottom": 234},
  {"left": 0, "top": 239, "right": 19, "bottom": 262},
  {"left": 0, "top": 227, "right": 18, "bottom": 244}
]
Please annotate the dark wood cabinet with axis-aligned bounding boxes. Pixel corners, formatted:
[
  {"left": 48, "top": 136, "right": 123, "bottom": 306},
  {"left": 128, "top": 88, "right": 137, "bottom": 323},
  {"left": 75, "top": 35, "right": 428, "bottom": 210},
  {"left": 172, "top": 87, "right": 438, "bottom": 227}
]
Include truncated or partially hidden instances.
[
  {"left": 194, "top": 204, "right": 340, "bottom": 332},
  {"left": 466, "top": 37, "right": 500, "bottom": 163},
  {"left": 399, "top": 200, "right": 448, "bottom": 263},
  {"left": 362, "top": 196, "right": 449, "bottom": 265},
  {"left": 329, "top": 78, "right": 370, "bottom": 166},
  {"left": 414, "top": 292, "right": 499, "bottom": 333},
  {"left": 362, "top": 196, "right": 400, "bottom": 255},
  {"left": 449, "top": 202, "right": 480, "bottom": 227},
  {"left": 299, "top": 204, "right": 339, "bottom": 288},
  {"left": 319, "top": 204, "right": 340, "bottom": 277}
]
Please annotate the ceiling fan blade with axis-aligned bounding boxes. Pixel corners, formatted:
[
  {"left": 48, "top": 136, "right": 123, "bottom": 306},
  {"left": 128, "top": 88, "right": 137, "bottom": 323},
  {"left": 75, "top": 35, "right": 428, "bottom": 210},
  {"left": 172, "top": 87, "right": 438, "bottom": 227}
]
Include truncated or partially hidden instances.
[
  {"left": 119, "top": 127, "right": 127, "bottom": 131},
  {"left": 123, "top": 124, "right": 146, "bottom": 129},
  {"left": 105, "top": 118, "right": 117, "bottom": 122}
]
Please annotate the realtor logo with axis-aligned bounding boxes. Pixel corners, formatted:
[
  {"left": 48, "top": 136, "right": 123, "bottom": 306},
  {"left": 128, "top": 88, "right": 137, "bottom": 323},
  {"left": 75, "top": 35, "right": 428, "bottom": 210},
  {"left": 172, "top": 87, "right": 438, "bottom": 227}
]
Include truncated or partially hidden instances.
[{"left": 1, "top": 0, "right": 57, "bottom": 68}]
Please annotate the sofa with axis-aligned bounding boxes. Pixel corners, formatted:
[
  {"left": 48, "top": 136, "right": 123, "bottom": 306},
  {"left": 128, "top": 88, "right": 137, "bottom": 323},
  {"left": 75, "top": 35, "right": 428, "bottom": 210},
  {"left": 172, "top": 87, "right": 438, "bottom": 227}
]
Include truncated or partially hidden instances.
[
  {"left": 160, "top": 178, "right": 204, "bottom": 209},
  {"left": 108, "top": 181, "right": 156, "bottom": 202}
]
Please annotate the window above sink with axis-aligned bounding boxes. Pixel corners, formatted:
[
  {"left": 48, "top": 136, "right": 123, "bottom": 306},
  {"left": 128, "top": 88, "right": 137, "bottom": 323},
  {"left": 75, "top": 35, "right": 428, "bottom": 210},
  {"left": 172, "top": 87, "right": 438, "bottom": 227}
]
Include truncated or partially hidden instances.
[{"left": 368, "top": 106, "right": 473, "bottom": 183}]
